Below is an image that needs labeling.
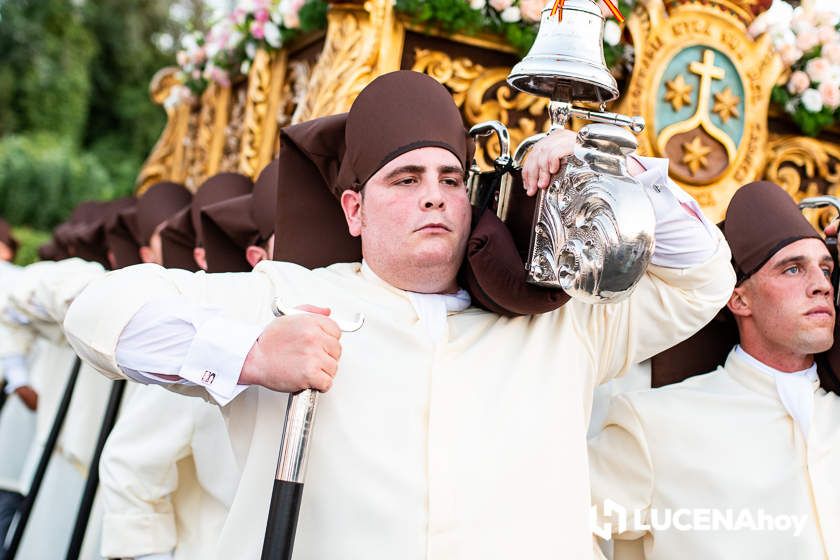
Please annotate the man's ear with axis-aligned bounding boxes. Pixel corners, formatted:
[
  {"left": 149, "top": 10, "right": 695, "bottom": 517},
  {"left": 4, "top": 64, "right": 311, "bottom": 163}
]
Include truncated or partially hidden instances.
[
  {"left": 0, "top": 241, "right": 13, "bottom": 262},
  {"left": 727, "top": 285, "right": 752, "bottom": 318},
  {"left": 193, "top": 247, "right": 208, "bottom": 271},
  {"left": 341, "top": 189, "right": 363, "bottom": 238},
  {"left": 245, "top": 245, "right": 268, "bottom": 268},
  {"left": 139, "top": 246, "right": 155, "bottom": 264}
]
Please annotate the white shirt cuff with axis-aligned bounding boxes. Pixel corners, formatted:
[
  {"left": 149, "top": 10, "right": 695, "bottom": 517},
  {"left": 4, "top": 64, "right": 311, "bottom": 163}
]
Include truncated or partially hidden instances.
[{"left": 179, "top": 316, "right": 261, "bottom": 406}]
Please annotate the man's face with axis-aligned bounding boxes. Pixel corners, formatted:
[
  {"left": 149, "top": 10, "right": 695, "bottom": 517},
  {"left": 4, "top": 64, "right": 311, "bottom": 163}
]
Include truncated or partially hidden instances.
[
  {"left": 340, "top": 147, "right": 471, "bottom": 293},
  {"left": 139, "top": 226, "right": 165, "bottom": 265},
  {"left": 0, "top": 241, "right": 13, "bottom": 262},
  {"left": 730, "top": 238, "right": 835, "bottom": 357}
]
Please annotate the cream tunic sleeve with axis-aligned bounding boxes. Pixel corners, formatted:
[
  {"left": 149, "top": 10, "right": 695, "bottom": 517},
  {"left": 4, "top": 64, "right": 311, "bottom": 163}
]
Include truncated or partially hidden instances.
[
  {"left": 63, "top": 263, "right": 277, "bottom": 394},
  {"left": 588, "top": 394, "right": 654, "bottom": 542}
]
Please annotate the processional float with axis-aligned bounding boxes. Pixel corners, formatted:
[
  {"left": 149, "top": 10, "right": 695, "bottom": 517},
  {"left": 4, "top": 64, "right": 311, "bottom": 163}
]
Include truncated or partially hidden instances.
[{"left": 260, "top": 1, "right": 654, "bottom": 557}]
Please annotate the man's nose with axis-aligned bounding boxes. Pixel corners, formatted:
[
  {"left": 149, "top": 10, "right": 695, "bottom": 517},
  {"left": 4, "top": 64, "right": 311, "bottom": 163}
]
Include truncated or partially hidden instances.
[
  {"left": 809, "top": 265, "right": 833, "bottom": 296},
  {"left": 421, "top": 181, "right": 445, "bottom": 209}
]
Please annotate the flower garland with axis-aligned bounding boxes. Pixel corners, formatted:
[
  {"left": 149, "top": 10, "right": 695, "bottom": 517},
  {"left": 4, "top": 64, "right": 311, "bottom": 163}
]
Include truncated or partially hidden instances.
[
  {"left": 750, "top": 0, "right": 840, "bottom": 136},
  {"left": 175, "top": 0, "right": 635, "bottom": 96},
  {"left": 176, "top": 0, "right": 327, "bottom": 96}
]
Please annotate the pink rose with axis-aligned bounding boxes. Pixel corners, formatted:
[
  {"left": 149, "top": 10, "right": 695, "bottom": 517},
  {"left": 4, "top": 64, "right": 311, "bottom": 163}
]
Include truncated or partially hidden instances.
[
  {"left": 788, "top": 70, "right": 811, "bottom": 94},
  {"left": 819, "top": 81, "right": 840, "bottom": 109},
  {"left": 796, "top": 29, "right": 820, "bottom": 52},
  {"left": 250, "top": 20, "right": 265, "bottom": 40},
  {"left": 823, "top": 43, "right": 840, "bottom": 65},
  {"left": 231, "top": 8, "right": 246, "bottom": 25},
  {"left": 806, "top": 57, "right": 831, "bottom": 83},
  {"left": 520, "top": 0, "right": 544, "bottom": 22},
  {"left": 176, "top": 50, "right": 189, "bottom": 67},
  {"left": 818, "top": 26, "right": 840, "bottom": 45},
  {"left": 779, "top": 43, "right": 803, "bottom": 66},
  {"left": 255, "top": 8, "right": 270, "bottom": 23},
  {"left": 489, "top": 0, "right": 513, "bottom": 12}
]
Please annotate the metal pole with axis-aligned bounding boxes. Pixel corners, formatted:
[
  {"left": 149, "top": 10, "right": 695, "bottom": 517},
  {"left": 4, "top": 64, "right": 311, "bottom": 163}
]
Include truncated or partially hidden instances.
[
  {"left": 3, "top": 356, "right": 82, "bottom": 560},
  {"left": 0, "top": 380, "right": 7, "bottom": 416},
  {"left": 64, "top": 380, "right": 126, "bottom": 560},
  {"left": 259, "top": 300, "right": 363, "bottom": 560}
]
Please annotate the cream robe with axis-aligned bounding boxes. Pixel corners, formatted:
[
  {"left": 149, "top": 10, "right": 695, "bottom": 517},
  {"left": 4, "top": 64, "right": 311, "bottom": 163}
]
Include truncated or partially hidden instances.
[
  {"left": 64, "top": 237, "right": 733, "bottom": 560},
  {"left": 99, "top": 383, "right": 240, "bottom": 559},
  {"left": 588, "top": 349, "right": 840, "bottom": 559}
]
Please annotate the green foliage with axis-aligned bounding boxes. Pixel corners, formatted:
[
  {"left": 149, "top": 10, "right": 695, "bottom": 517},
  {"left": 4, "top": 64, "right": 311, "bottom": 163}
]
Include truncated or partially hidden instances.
[
  {"left": 0, "top": 0, "right": 96, "bottom": 142},
  {"left": 298, "top": 0, "right": 328, "bottom": 32},
  {"left": 0, "top": 134, "right": 130, "bottom": 230},
  {"left": 11, "top": 226, "right": 51, "bottom": 266},
  {"left": 772, "top": 85, "right": 840, "bottom": 137}
]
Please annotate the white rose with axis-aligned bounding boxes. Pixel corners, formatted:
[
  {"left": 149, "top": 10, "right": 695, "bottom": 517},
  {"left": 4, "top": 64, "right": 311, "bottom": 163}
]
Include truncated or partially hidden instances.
[
  {"left": 603, "top": 20, "right": 622, "bottom": 46},
  {"left": 806, "top": 57, "right": 831, "bottom": 83},
  {"left": 801, "top": 88, "right": 824, "bottom": 112},
  {"left": 245, "top": 41, "right": 257, "bottom": 60},
  {"left": 241, "top": 60, "right": 252, "bottom": 75},
  {"left": 500, "top": 6, "right": 521, "bottom": 22},
  {"left": 470, "top": 0, "right": 486, "bottom": 9},
  {"left": 264, "top": 21, "right": 282, "bottom": 48}
]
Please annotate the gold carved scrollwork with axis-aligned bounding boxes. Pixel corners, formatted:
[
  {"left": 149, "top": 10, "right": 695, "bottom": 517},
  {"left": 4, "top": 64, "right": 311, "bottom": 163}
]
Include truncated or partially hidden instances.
[
  {"left": 411, "top": 49, "right": 549, "bottom": 167},
  {"left": 239, "top": 49, "right": 289, "bottom": 179},
  {"left": 136, "top": 68, "right": 194, "bottom": 194},
  {"left": 220, "top": 88, "right": 248, "bottom": 174},
  {"left": 189, "top": 83, "right": 232, "bottom": 190},
  {"left": 292, "top": 0, "right": 397, "bottom": 123},
  {"left": 765, "top": 135, "right": 840, "bottom": 229}
]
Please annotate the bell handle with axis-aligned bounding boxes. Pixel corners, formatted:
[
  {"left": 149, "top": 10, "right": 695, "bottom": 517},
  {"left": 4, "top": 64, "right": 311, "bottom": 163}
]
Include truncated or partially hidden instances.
[{"left": 468, "top": 121, "right": 512, "bottom": 166}]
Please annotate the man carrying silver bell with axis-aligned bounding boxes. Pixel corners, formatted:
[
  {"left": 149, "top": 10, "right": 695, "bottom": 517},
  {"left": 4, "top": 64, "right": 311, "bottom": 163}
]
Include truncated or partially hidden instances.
[{"left": 61, "top": 66, "right": 732, "bottom": 558}]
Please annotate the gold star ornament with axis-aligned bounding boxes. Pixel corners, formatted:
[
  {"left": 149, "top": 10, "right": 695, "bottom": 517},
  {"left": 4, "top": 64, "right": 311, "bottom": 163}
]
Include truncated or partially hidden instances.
[
  {"left": 712, "top": 87, "right": 741, "bottom": 123},
  {"left": 664, "top": 74, "right": 694, "bottom": 112},
  {"left": 681, "top": 136, "right": 712, "bottom": 176}
]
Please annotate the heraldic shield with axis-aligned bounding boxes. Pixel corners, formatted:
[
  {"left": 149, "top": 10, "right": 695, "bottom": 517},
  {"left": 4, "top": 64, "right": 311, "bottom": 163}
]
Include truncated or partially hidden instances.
[{"left": 615, "top": 0, "right": 783, "bottom": 222}]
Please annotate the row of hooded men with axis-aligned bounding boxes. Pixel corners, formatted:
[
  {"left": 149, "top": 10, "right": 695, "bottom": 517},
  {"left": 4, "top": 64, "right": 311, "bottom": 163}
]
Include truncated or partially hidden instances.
[
  {"left": 0, "top": 70, "right": 839, "bottom": 559},
  {"left": 0, "top": 159, "right": 278, "bottom": 559}
]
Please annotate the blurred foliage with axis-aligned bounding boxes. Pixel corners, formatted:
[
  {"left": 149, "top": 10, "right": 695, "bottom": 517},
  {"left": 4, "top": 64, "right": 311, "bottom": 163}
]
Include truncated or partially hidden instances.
[
  {"left": 0, "top": 0, "right": 198, "bottom": 238},
  {"left": 11, "top": 225, "right": 51, "bottom": 266},
  {"left": 0, "top": 134, "right": 131, "bottom": 229}
]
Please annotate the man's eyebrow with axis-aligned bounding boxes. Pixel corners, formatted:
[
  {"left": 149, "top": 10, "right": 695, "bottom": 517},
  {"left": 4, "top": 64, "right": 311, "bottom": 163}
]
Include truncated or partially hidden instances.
[
  {"left": 383, "top": 165, "right": 426, "bottom": 181},
  {"left": 772, "top": 254, "right": 835, "bottom": 269},
  {"left": 438, "top": 164, "right": 463, "bottom": 175}
]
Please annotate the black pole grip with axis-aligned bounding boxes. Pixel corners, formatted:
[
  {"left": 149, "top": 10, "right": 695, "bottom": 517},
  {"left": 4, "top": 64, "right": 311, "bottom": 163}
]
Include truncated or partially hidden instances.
[
  {"left": 260, "top": 479, "right": 304, "bottom": 560},
  {"left": 3, "top": 356, "right": 82, "bottom": 560},
  {"left": 64, "top": 380, "right": 126, "bottom": 560}
]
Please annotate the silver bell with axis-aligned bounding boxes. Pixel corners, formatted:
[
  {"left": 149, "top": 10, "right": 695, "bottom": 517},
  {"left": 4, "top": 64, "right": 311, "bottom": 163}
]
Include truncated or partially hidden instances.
[{"left": 508, "top": 0, "right": 618, "bottom": 104}]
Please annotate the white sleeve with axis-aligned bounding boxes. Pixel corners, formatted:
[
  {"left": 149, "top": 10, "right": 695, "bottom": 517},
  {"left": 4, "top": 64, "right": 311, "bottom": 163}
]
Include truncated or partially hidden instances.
[
  {"left": 115, "top": 296, "right": 262, "bottom": 406},
  {"left": 632, "top": 155, "right": 719, "bottom": 269},
  {"left": 1, "top": 354, "right": 28, "bottom": 393},
  {"left": 135, "top": 554, "right": 174, "bottom": 560}
]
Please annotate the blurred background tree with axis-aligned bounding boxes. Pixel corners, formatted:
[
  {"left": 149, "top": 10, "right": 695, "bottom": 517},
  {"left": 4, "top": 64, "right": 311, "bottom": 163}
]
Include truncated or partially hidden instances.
[{"left": 0, "top": 0, "right": 213, "bottom": 263}]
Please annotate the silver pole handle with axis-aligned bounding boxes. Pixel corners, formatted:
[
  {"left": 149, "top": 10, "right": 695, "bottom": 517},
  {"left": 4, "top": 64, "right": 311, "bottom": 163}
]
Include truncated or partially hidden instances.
[
  {"left": 276, "top": 390, "right": 318, "bottom": 483},
  {"left": 270, "top": 298, "right": 364, "bottom": 483}
]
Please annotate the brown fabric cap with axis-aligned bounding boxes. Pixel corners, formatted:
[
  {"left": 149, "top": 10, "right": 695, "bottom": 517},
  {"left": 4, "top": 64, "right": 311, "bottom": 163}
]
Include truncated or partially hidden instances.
[
  {"left": 38, "top": 241, "right": 66, "bottom": 261},
  {"left": 105, "top": 205, "right": 143, "bottom": 269},
  {"left": 724, "top": 181, "right": 821, "bottom": 284},
  {"left": 0, "top": 218, "right": 18, "bottom": 258},
  {"left": 160, "top": 207, "right": 199, "bottom": 271},
  {"left": 191, "top": 173, "right": 253, "bottom": 244},
  {"left": 275, "top": 114, "right": 362, "bottom": 267},
  {"left": 651, "top": 181, "right": 830, "bottom": 388},
  {"left": 335, "top": 71, "right": 474, "bottom": 196},
  {"left": 136, "top": 182, "right": 192, "bottom": 245},
  {"left": 201, "top": 160, "right": 279, "bottom": 273},
  {"left": 72, "top": 198, "right": 136, "bottom": 268}
]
